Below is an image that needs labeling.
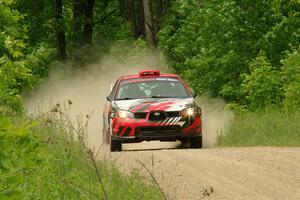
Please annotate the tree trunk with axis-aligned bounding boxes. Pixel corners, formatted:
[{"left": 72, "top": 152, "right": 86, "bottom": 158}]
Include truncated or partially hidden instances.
[
  {"left": 156, "top": 0, "right": 164, "bottom": 32},
  {"left": 82, "top": 0, "right": 95, "bottom": 46},
  {"left": 143, "top": 0, "right": 156, "bottom": 48},
  {"left": 72, "top": 0, "right": 84, "bottom": 45},
  {"left": 135, "top": 0, "right": 145, "bottom": 38},
  {"left": 121, "top": 0, "right": 145, "bottom": 38},
  {"left": 125, "top": 0, "right": 136, "bottom": 37},
  {"left": 53, "top": 0, "right": 67, "bottom": 60}
]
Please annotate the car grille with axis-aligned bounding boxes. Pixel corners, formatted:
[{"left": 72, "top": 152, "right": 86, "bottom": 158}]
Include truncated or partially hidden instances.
[
  {"left": 136, "top": 125, "right": 180, "bottom": 136},
  {"left": 148, "top": 111, "right": 180, "bottom": 121},
  {"left": 166, "top": 111, "right": 180, "bottom": 118},
  {"left": 134, "top": 111, "right": 180, "bottom": 120},
  {"left": 149, "top": 111, "right": 167, "bottom": 121}
]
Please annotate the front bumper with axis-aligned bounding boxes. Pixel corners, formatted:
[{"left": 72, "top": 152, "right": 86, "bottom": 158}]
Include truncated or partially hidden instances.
[
  {"left": 112, "top": 132, "right": 201, "bottom": 143},
  {"left": 111, "top": 115, "right": 202, "bottom": 143}
]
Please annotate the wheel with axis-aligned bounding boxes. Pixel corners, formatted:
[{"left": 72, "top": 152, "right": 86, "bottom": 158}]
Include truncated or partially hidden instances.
[
  {"left": 180, "top": 138, "right": 189, "bottom": 148},
  {"left": 190, "top": 136, "right": 202, "bottom": 149},
  {"left": 110, "top": 137, "right": 122, "bottom": 152}
]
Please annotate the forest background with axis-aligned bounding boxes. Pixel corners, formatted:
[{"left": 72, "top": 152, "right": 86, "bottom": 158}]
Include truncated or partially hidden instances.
[{"left": 0, "top": 0, "right": 299, "bottom": 198}]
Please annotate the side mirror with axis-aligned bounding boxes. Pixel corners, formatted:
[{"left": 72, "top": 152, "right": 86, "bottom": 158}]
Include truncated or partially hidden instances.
[
  {"left": 106, "top": 95, "right": 112, "bottom": 101},
  {"left": 191, "top": 90, "right": 197, "bottom": 98}
]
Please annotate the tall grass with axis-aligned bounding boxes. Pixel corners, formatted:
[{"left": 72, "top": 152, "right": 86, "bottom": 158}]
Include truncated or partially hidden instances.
[
  {"left": 217, "top": 109, "right": 300, "bottom": 147},
  {"left": 0, "top": 104, "right": 164, "bottom": 200}
]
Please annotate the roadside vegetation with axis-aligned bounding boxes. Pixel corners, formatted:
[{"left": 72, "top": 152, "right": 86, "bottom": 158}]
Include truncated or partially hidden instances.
[
  {"left": 216, "top": 47, "right": 300, "bottom": 147},
  {"left": 158, "top": 0, "right": 300, "bottom": 147},
  {"left": 1, "top": 0, "right": 300, "bottom": 198},
  {"left": 217, "top": 109, "right": 300, "bottom": 147},
  {"left": 0, "top": 106, "right": 164, "bottom": 199},
  {"left": 0, "top": 1, "right": 165, "bottom": 198}
]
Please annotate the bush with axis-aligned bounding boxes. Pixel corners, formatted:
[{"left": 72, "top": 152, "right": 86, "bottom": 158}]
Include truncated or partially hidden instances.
[
  {"left": 240, "top": 52, "right": 283, "bottom": 109},
  {"left": 281, "top": 47, "right": 300, "bottom": 112},
  {"left": 0, "top": 116, "right": 43, "bottom": 198},
  {"left": 0, "top": 46, "right": 54, "bottom": 113}
]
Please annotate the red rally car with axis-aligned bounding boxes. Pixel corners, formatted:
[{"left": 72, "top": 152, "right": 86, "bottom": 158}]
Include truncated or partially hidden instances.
[{"left": 103, "top": 70, "right": 202, "bottom": 151}]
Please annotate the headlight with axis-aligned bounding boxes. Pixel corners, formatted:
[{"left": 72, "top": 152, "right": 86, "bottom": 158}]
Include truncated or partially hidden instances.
[
  {"left": 180, "top": 107, "right": 201, "bottom": 117},
  {"left": 186, "top": 108, "right": 195, "bottom": 116},
  {"left": 117, "top": 110, "right": 134, "bottom": 119}
]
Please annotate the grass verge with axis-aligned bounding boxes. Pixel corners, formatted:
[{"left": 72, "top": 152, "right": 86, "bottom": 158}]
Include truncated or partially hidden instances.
[
  {"left": 217, "top": 109, "right": 300, "bottom": 147},
  {"left": 0, "top": 105, "right": 164, "bottom": 200}
]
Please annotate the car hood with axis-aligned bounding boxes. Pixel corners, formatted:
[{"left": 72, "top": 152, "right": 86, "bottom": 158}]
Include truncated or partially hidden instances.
[{"left": 113, "top": 98, "right": 195, "bottom": 112}]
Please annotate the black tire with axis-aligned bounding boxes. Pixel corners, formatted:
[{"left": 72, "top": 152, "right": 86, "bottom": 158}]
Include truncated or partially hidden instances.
[
  {"left": 190, "top": 136, "right": 202, "bottom": 149},
  {"left": 180, "top": 138, "right": 189, "bottom": 147},
  {"left": 110, "top": 137, "right": 122, "bottom": 152}
]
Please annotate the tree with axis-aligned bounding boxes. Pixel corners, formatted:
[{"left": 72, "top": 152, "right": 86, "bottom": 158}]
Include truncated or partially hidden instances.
[
  {"left": 143, "top": 0, "right": 156, "bottom": 48},
  {"left": 159, "top": 0, "right": 300, "bottom": 108},
  {"left": 82, "top": 0, "right": 95, "bottom": 46},
  {"left": 0, "top": 0, "right": 54, "bottom": 112},
  {"left": 120, "top": 0, "right": 169, "bottom": 42},
  {"left": 72, "top": 0, "right": 85, "bottom": 44},
  {"left": 71, "top": 0, "right": 95, "bottom": 47},
  {"left": 53, "top": 0, "right": 67, "bottom": 60},
  {"left": 121, "top": 0, "right": 145, "bottom": 38}
]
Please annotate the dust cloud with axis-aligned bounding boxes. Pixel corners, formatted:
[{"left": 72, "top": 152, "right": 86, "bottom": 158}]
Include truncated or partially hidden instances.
[
  {"left": 197, "top": 97, "right": 234, "bottom": 147},
  {"left": 24, "top": 49, "right": 163, "bottom": 149},
  {"left": 24, "top": 48, "right": 233, "bottom": 150}
]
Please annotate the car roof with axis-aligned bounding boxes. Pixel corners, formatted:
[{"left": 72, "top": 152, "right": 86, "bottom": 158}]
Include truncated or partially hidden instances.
[{"left": 119, "top": 70, "right": 179, "bottom": 80}]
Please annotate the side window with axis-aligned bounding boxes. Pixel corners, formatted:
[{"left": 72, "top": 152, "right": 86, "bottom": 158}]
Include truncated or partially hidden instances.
[
  {"left": 109, "top": 80, "right": 119, "bottom": 99},
  {"left": 116, "top": 85, "right": 126, "bottom": 99}
]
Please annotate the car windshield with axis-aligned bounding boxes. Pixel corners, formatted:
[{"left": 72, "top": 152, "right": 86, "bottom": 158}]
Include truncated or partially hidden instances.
[{"left": 115, "top": 77, "right": 190, "bottom": 100}]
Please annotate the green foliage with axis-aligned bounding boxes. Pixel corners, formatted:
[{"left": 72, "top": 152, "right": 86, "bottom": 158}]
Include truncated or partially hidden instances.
[
  {"left": 0, "top": 116, "right": 42, "bottom": 198},
  {"left": 0, "top": 46, "right": 55, "bottom": 113},
  {"left": 262, "top": 0, "right": 300, "bottom": 66},
  {"left": 0, "top": 0, "right": 27, "bottom": 59},
  {"left": 159, "top": 0, "right": 300, "bottom": 110},
  {"left": 240, "top": 52, "right": 283, "bottom": 109},
  {"left": 217, "top": 109, "right": 300, "bottom": 147},
  {"left": 281, "top": 47, "right": 300, "bottom": 112},
  {"left": 94, "top": 0, "right": 132, "bottom": 42},
  {"left": 14, "top": 0, "right": 55, "bottom": 46},
  {"left": 0, "top": 56, "right": 33, "bottom": 112},
  {"left": 0, "top": 1, "right": 55, "bottom": 112},
  {"left": 0, "top": 114, "right": 163, "bottom": 200}
]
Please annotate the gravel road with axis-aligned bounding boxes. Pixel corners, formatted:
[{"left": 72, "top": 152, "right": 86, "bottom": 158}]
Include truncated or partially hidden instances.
[{"left": 108, "top": 142, "right": 300, "bottom": 200}]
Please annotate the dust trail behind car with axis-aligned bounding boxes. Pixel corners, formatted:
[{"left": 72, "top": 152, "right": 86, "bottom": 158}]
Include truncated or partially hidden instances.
[
  {"left": 24, "top": 49, "right": 233, "bottom": 150},
  {"left": 24, "top": 51, "right": 159, "bottom": 149}
]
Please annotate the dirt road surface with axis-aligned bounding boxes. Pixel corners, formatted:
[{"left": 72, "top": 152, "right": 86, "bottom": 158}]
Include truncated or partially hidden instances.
[{"left": 107, "top": 142, "right": 300, "bottom": 200}]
